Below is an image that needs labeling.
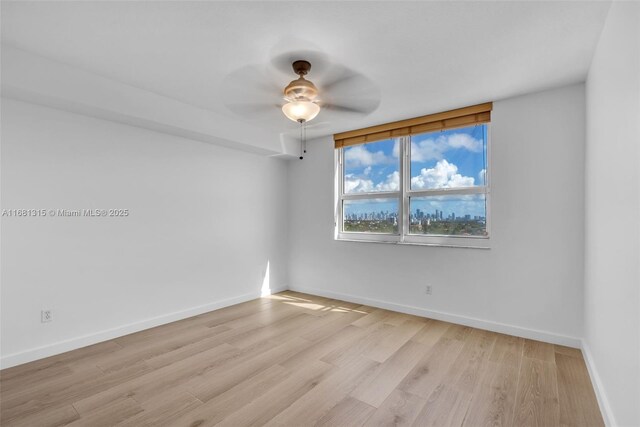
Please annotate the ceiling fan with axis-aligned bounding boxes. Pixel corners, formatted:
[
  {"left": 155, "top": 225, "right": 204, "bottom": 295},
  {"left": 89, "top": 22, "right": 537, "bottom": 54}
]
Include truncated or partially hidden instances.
[
  {"left": 276, "top": 59, "right": 380, "bottom": 126},
  {"left": 221, "top": 54, "right": 380, "bottom": 158}
]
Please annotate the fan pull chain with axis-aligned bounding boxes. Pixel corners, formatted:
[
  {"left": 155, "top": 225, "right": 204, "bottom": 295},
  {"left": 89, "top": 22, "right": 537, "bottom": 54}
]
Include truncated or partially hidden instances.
[{"left": 299, "top": 120, "right": 304, "bottom": 160}]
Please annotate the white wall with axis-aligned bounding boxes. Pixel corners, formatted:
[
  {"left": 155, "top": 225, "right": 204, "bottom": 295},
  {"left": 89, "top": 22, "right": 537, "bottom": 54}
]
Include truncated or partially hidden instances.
[
  {"left": 0, "top": 99, "right": 289, "bottom": 367},
  {"left": 584, "top": 2, "right": 640, "bottom": 426},
  {"left": 288, "top": 84, "right": 586, "bottom": 345}
]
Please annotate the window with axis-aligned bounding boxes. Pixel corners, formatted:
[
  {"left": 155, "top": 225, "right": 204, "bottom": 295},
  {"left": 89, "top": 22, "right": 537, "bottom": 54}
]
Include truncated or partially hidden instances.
[{"left": 334, "top": 103, "right": 491, "bottom": 248}]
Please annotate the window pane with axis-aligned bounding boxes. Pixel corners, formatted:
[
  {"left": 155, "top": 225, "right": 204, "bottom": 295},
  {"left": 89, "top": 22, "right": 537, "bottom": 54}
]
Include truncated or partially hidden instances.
[
  {"left": 343, "top": 198, "right": 399, "bottom": 234},
  {"left": 410, "top": 125, "right": 487, "bottom": 190},
  {"left": 343, "top": 139, "right": 399, "bottom": 194},
  {"left": 409, "top": 194, "right": 487, "bottom": 236}
]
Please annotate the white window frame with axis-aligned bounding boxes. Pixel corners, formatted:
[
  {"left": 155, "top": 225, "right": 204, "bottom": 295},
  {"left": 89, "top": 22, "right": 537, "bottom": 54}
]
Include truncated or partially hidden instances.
[{"left": 335, "top": 126, "right": 491, "bottom": 249}]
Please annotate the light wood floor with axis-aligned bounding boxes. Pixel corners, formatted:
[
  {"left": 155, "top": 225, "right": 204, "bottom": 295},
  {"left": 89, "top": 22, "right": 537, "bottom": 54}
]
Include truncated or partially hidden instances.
[{"left": 1, "top": 291, "right": 604, "bottom": 427}]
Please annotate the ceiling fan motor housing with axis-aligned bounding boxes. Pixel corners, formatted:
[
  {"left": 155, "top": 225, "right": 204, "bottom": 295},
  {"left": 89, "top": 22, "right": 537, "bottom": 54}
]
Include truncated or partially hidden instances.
[
  {"left": 292, "top": 60, "right": 311, "bottom": 76},
  {"left": 284, "top": 78, "right": 318, "bottom": 101},
  {"left": 284, "top": 60, "right": 318, "bottom": 101}
]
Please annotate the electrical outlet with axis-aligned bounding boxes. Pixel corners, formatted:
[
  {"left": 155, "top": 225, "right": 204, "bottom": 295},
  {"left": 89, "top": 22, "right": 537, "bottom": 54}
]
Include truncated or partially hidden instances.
[
  {"left": 41, "top": 310, "right": 52, "bottom": 323},
  {"left": 425, "top": 285, "right": 433, "bottom": 295}
]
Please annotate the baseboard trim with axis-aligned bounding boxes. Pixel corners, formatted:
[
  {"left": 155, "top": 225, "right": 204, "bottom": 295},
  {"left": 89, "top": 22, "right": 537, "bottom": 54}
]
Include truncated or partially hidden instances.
[
  {"left": 0, "top": 286, "right": 287, "bottom": 370},
  {"left": 581, "top": 340, "right": 616, "bottom": 427},
  {"left": 289, "top": 285, "right": 582, "bottom": 348}
]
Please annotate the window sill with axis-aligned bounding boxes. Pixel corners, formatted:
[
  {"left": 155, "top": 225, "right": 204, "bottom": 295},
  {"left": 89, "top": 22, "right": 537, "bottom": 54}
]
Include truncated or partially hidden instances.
[{"left": 335, "top": 235, "right": 490, "bottom": 249}]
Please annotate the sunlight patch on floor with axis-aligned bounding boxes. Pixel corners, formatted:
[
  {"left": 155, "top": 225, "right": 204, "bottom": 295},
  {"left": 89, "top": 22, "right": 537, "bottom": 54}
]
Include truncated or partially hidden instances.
[{"left": 265, "top": 292, "right": 369, "bottom": 314}]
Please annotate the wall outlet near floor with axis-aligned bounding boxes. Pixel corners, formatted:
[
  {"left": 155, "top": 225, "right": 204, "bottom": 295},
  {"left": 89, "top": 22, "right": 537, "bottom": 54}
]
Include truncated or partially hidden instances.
[
  {"left": 425, "top": 285, "right": 433, "bottom": 295},
  {"left": 41, "top": 310, "right": 52, "bottom": 323}
]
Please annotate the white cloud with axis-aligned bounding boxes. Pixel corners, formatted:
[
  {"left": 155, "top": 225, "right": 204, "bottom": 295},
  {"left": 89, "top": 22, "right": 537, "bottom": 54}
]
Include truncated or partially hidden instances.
[
  {"left": 445, "top": 133, "right": 483, "bottom": 152},
  {"left": 410, "top": 159, "right": 475, "bottom": 189},
  {"left": 478, "top": 169, "right": 486, "bottom": 185},
  {"left": 363, "top": 166, "right": 372, "bottom": 176},
  {"left": 375, "top": 171, "right": 400, "bottom": 191},
  {"left": 411, "top": 133, "right": 483, "bottom": 162},
  {"left": 392, "top": 140, "right": 400, "bottom": 158},
  {"left": 344, "top": 145, "right": 390, "bottom": 167},
  {"left": 344, "top": 171, "right": 399, "bottom": 193},
  {"left": 411, "top": 140, "right": 441, "bottom": 162},
  {"left": 344, "top": 174, "right": 374, "bottom": 193}
]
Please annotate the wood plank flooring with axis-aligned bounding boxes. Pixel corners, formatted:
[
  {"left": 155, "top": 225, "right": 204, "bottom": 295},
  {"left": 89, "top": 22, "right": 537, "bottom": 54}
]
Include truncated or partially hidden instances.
[{"left": 0, "top": 291, "right": 604, "bottom": 426}]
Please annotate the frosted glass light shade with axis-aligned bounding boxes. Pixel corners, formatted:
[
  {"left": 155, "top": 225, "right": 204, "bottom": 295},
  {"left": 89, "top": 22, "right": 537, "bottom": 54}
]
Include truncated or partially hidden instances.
[{"left": 282, "top": 100, "right": 320, "bottom": 123}]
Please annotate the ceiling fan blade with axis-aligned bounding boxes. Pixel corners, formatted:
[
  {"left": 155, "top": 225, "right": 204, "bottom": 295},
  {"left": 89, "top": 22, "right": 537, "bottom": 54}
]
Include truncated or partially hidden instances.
[
  {"left": 321, "top": 104, "right": 370, "bottom": 114},
  {"left": 320, "top": 97, "right": 381, "bottom": 115},
  {"left": 304, "top": 121, "right": 331, "bottom": 129},
  {"left": 225, "top": 103, "right": 281, "bottom": 116},
  {"left": 318, "top": 65, "right": 381, "bottom": 116},
  {"left": 220, "top": 65, "right": 282, "bottom": 107},
  {"left": 319, "top": 69, "right": 358, "bottom": 93}
]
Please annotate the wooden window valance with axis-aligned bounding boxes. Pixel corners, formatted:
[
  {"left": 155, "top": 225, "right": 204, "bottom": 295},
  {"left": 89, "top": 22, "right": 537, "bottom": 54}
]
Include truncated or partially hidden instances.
[{"left": 333, "top": 102, "right": 492, "bottom": 148}]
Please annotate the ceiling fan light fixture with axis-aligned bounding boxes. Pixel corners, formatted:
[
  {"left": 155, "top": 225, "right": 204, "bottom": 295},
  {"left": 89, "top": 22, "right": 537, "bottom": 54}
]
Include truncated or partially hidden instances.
[{"left": 282, "top": 100, "right": 320, "bottom": 123}]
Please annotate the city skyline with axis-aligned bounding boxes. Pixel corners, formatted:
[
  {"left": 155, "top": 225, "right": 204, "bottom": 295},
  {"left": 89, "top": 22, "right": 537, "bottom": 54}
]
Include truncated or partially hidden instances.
[
  {"left": 344, "top": 209, "right": 486, "bottom": 222},
  {"left": 343, "top": 193, "right": 487, "bottom": 221}
]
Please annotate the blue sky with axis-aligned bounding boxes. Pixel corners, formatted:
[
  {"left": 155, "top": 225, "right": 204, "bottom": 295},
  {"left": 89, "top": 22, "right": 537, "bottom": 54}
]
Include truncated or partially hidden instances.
[
  {"left": 410, "top": 125, "right": 486, "bottom": 190},
  {"left": 343, "top": 125, "right": 487, "bottom": 218}
]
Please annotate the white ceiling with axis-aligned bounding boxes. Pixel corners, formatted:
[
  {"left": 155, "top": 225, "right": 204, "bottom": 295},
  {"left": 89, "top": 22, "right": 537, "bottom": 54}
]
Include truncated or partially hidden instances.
[{"left": 1, "top": 1, "right": 611, "bottom": 143}]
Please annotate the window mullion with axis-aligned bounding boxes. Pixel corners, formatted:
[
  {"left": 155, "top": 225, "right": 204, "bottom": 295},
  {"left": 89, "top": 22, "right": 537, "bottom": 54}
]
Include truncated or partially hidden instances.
[
  {"left": 407, "top": 186, "right": 487, "bottom": 198},
  {"left": 397, "top": 136, "right": 402, "bottom": 240},
  {"left": 341, "top": 192, "right": 400, "bottom": 201},
  {"left": 337, "top": 148, "right": 343, "bottom": 233},
  {"left": 401, "top": 136, "right": 409, "bottom": 240}
]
